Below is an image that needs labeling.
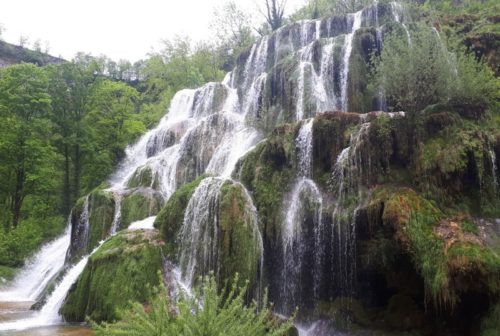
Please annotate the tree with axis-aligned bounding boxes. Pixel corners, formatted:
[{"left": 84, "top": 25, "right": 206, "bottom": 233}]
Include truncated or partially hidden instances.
[
  {"left": 46, "top": 62, "right": 92, "bottom": 214},
  {"left": 371, "top": 26, "right": 454, "bottom": 113},
  {"left": 261, "top": 0, "right": 287, "bottom": 31},
  {"left": 19, "top": 35, "right": 28, "bottom": 48},
  {"left": 334, "top": 0, "right": 369, "bottom": 14},
  {"left": 0, "top": 64, "right": 54, "bottom": 227},
  {"left": 210, "top": 1, "right": 255, "bottom": 68},
  {"left": 82, "top": 79, "right": 144, "bottom": 189}
]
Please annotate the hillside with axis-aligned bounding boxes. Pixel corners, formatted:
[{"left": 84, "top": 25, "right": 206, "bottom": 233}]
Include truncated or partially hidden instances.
[{"left": 0, "top": 40, "right": 64, "bottom": 67}]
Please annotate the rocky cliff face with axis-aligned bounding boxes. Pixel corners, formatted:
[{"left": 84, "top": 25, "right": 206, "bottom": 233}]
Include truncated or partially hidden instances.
[{"left": 0, "top": 40, "right": 64, "bottom": 67}]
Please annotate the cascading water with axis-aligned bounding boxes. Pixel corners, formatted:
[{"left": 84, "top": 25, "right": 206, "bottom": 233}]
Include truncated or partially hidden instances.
[
  {"left": 0, "top": 224, "right": 71, "bottom": 303},
  {"left": 330, "top": 123, "right": 371, "bottom": 298},
  {"left": 178, "top": 177, "right": 263, "bottom": 292},
  {"left": 340, "top": 10, "right": 363, "bottom": 112},
  {"left": 391, "top": 1, "right": 411, "bottom": 46},
  {"left": 280, "top": 119, "right": 324, "bottom": 313},
  {"left": 489, "top": 145, "right": 498, "bottom": 193},
  {"left": 0, "top": 245, "right": 99, "bottom": 331},
  {"left": 110, "top": 192, "right": 122, "bottom": 234},
  {"left": 0, "top": 1, "right": 410, "bottom": 331}
]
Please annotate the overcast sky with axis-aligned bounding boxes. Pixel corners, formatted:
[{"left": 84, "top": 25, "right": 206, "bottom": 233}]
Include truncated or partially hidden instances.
[{"left": 1, "top": 0, "right": 305, "bottom": 62}]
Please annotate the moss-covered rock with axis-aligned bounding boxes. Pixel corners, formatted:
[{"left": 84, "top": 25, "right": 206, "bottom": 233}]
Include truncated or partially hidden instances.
[
  {"left": 237, "top": 124, "right": 297, "bottom": 242},
  {"left": 68, "top": 189, "right": 115, "bottom": 261},
  {"left": 367, "top": 186, "right": 500, "bottom": 306},
  {"left": 217, "top": 182, "right": 263, "bottom": 289},
  {"left": 384, "top": 294, "right": 425, "bottom": 331},
  {"left": 314, "top": 297, "right": 371, "bottom": 331},
  {"left": 154, "top": 176, "right": 206, "bottom": 258},
  {"left": 120, "top": 188, "right": 164, "bottom": 229},
  {"left": 60, "top": 229, "right": 164, "bottom": 323},
  {"left": 312, "top": 112, "right": 362, "bottom": 187},
  {"left": 126, "top": 166, "right": 158, "bottom": 189}
]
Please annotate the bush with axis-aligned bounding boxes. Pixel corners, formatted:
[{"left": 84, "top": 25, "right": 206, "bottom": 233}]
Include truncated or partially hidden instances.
[
  {"left": 94, "top": 274, "right": 294, "bottom": 336},
  {"left": 371, "top": 26, "right": 453, "bottom": 113},
  {"left": 371, "top": 25, "right": 499, "bottom": 114},
  {"left": 0, "top": 222, "right": 43, "bottom": 267}
]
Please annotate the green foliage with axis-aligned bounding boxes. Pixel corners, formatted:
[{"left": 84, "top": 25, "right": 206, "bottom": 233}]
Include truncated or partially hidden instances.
[
  {"left": 373, "top": 187, "right": 500, "bottom": 307},
  {"left": 210, "top": 1, "right": 255, "bottom": 69},
  {"left": 94, "top": 274, "right": 293, "bottom": 336},
  {"left": 0, "top": 222, "right": 42, "bottom": 267},
  {"left": 154, "top": 175, "right": 206, "bottom": 258},
  {"left": 61, "top": 230, "right": 164, "bottom": 322},
  {"left": 371, "top": 24, "right": 499, "bottom": 114},
  {"left": 82, "top": 79, "right": 144, "bottom": 190},
  {"left": 0, "top": 63, "right": 62, "bottom": 232},
  {"left": 481, "top": 303, "right": 500, "bottom": 336},
  {"left": 448, "top": 51, "right": 500, "bottom": 112},
  {"left": 120, "top": 190, "right": 163, "bottom": 229},
  {"left": 289, "top": 0, "right": 371, "bottom": 20},
  {"left": 371, "top": 26, "right": 454, "bottom": 113}
]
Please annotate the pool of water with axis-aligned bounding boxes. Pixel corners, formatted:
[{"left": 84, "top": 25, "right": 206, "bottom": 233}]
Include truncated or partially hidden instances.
[{"left": 0, "top": 302, "right": 93, "bottom": 336}]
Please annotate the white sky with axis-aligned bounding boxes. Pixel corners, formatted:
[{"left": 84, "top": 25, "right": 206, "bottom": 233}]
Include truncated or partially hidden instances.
[{"left": 1, "top": 0, "right": 306, "bottom": 62}]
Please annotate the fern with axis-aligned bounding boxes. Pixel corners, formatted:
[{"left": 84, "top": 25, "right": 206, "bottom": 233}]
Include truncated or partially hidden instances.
[{"left": 93, "top": 274, "right": 293, "bottom": 336}]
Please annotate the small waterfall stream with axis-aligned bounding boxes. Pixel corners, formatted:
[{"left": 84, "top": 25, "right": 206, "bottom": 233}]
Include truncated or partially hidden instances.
[
  {"left": 0, "top": 245, "right": 101, "bottom": 331},
  {"left": 0, "top": 224, "right": 71, "bottom": 303},
  {"left": 340, "top": 10, "right": 363, "bottom": 112},
  {"left": 489, "top": 145, "right": 498, "bottom": 193},
  {"left": 280, "top": 119, "right": 324, "bottom": 313},
  {"left": 331, "top": 123, "right": 371, "bottom": 297}
]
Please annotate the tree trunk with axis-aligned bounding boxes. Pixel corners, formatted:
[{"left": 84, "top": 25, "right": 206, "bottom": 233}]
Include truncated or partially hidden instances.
[
  {"left": 73, "top": 143, "right": 81, "bottom": 200},
  {"left": 11, "top": 167, "right": 25, "bottom": 227},
  {"left": 63, "top": 143, "right": 72, "bottom": 215}
]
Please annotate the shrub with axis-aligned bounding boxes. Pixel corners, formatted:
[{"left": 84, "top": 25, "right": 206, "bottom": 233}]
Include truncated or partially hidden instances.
[{"left": 94, "top": 274, "right": 294, "bottom": 336}]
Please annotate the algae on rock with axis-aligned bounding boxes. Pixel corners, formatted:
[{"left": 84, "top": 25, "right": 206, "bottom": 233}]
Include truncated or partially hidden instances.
[{"left": 61, "top": 230, "right": 164, "bottom": 322}]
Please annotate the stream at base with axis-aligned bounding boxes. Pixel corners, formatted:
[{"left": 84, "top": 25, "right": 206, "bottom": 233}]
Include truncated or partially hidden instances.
[{"left": 0, "top": 302, "right": 92, "bottom": 335}]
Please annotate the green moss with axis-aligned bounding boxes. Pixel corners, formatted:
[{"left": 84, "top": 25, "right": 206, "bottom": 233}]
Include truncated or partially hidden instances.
[
  {"left": 218, "top": 182, "right": 262, "bottom": 289},
  {"left": 384, "top": 295, "right": 425, "bottom": 331},
  {"left": 0, "top": 265, "right": 17, "bottom": 280},
  {"left": 69, "top": 189, "right": 116, "bottom": 261},
  {"left": 312, "top": 113, "right": 360, "bottom": 188},
  {"left": 120, "top": 189, "right": 163, "bottom": 229},
  {"left": 315, "top": 297, "right": 371, "bottom": 331},
  {"left": 126, "top": 166, "right": 157, "bottom": 189},
  {"left": 87, "top": 190, "right": 115, "bottom": 252},
  {"left": 348, "top": 29, "right": 377, "bottom": 113},
  {"left": 61, "top": 230, "right": 164, "bottom": 323},
  {"left": 371, "top": 186, "right": 500, "bottom": 307},
  {"left": 238, "top": 126, "right": 296, "bottom": 241},
  {"left": 481, "top": 303, "right": 500, "bottom": 336},
  {"left": 154, "top": 175, "right": 206, "bottom": 259}
]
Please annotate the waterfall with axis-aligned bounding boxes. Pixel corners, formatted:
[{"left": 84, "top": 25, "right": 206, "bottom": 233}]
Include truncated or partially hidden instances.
[
  {"left": 178, "top": 177, "right": 263, "bottom": 290},
  {"left": 340, "top": 10, "right": 363, "bottom": 112},
  {"left": 280, "top": 119, "right": 324, "bottom": 313},
  {"left": 391, "top": 1, "right": 411, "bottom": 46},
  {"left": 110, "top": 192, "right": 122, "bottom": 234},
  {"left": 330, "top": 123, "right": 371, "bottom": 297},
  {"left": 489, "top": 146, "right": 498, "bottom": 193},
  {"left": 179, "top": 177, "right": 226, "bottom": 285},
  {"left": 128, "top": 216, "right": 157, "bottom": 230},
  {"left": 0, "top": 1, "right": 409, "bottom": 330},
  {"left": 69, "top": 195, "right": 91, "bottom": 257},
  {"left": 0, "top": 223, "right": 71, "bottom": 302},
  {"left": 0, "top": 246, "right": 99, "bottom": 331}
]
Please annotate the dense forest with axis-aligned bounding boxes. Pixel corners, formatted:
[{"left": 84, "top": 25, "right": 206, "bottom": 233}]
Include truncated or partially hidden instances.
[{"left": 0, "top": 0, "right": 499, "bottom": 335}]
